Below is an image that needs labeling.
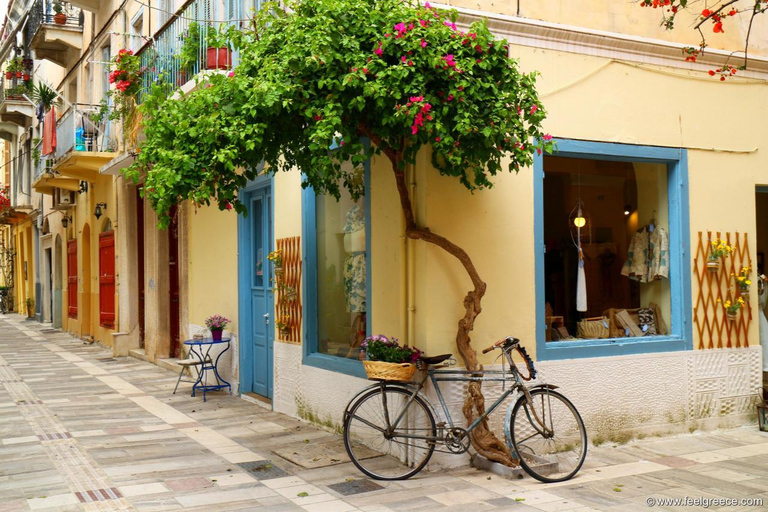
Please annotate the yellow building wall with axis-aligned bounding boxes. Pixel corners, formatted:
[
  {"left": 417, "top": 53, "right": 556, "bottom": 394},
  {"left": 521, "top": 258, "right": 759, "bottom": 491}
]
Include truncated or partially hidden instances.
[{"left": 186, "top": 204, "right": 239, "bottom": 333}]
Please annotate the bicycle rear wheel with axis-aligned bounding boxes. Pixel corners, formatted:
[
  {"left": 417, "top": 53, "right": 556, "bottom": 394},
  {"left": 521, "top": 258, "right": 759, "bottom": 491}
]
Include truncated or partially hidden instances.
[
  {"left": 343, "top": 386, "right": 436, "bottom": 480},
  {"left": 509, "top": 388, "right": 587, "bottom": 483}
]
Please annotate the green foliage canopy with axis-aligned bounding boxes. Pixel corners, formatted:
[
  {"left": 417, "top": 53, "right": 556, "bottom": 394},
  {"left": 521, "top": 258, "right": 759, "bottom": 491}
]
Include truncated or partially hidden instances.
[{"left": 127, "top": 0, "right": 553, "bottom": 227}]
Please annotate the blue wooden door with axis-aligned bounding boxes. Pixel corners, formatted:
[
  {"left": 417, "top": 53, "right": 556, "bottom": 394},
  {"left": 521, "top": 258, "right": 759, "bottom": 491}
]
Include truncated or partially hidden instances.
[{"left": 240, "top": 185, "right": 273, "bottom": 398}]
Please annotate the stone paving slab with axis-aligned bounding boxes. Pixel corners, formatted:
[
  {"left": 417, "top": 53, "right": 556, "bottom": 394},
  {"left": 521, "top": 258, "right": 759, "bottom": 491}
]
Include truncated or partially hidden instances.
[{"left": 0, "top": 314, "right": 767, "bottom": 511}]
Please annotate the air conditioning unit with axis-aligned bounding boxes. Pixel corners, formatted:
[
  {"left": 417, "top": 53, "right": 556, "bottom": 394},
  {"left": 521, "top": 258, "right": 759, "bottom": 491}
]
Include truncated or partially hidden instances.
[{"left": 52, "top": 188, "right": 76, "bottom": 210}]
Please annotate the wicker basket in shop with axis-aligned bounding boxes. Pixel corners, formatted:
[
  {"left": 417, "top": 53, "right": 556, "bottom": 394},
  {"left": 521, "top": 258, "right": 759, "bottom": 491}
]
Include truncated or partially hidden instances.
[
  {"left": 577, "top": 317, "right": 610, "bottom": 339},
  {"left": 363, "top": 360, "right": 417, "bottom": 382}
]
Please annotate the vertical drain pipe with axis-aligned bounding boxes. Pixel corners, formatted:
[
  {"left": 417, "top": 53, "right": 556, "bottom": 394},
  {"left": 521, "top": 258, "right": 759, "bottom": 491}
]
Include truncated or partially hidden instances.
[{"left": 406, "top": 163, "right": 417, "bottom": 347}]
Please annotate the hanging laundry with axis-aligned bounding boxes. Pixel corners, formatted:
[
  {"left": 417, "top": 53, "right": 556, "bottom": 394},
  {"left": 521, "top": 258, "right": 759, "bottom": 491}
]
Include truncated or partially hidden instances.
[
  {"left": 42, "top": 108, "right": 56, "bottom": 156},
  {"left": 621, "top": 226, "right": 669, "bottom": 282}
]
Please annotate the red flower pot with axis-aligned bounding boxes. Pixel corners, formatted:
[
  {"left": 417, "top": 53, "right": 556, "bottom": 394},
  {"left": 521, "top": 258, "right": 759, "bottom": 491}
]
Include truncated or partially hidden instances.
[
  {"left": 54, "top": 13, "right": 67, "bottom": 25},
  {"left": 211, "top": 329, "right": 223, "bottom": 341},
  {"left": 15, "top": 72, "right": 21, "bottom": 79},
  {"left": 206, "top": 48, "right": 232, "bottom": 70},
  {"left": 4, "top": 72, "right": 10, "bottom": 79},
  {"left": 22, "top": 73, "right": 29, "bottom": 81},
  {"left": 176, "top": 69, "right": 187, "bottom": 87}
]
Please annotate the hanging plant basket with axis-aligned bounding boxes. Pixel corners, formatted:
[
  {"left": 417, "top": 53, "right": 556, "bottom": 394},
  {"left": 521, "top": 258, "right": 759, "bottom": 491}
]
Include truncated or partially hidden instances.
[
  {"left": 739, "top": 287, "right": 750, "bottom": 302},
  {"left": 706, "top": 259, "right": 720, "bottom": 273},
  {"left": 4, "top": 71, "right": 10, "bottom": 79},
  {"left": 726, "top": 311, "right": 737, "bottom": 323},
  {"left": 274, "top": 266, "right": 284, "bottom": 280},
  {"left": 283, "top": 288, "right": 298, "bottom": 302}
]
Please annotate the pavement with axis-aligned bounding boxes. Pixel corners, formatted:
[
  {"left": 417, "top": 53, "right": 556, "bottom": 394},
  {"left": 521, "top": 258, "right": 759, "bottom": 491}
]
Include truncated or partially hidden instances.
[{"left": 1, "top": 314, "right": 767, "bottom": 511}]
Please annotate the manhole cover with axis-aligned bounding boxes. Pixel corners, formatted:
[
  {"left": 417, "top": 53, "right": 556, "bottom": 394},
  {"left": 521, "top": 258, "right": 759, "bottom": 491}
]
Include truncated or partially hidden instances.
[
  {"left": 272, "top": 438, "right": 379, "bottom": 469},
  {"left": 327, "top": 479, "right": 384, "bottom": 496},
  {"left": 237, "top": 460, "right": 289, "bottom": 480}
]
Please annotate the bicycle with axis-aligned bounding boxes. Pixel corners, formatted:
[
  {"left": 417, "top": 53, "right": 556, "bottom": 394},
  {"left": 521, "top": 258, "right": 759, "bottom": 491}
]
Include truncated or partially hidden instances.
[{"left": 342, "top": 336, "right": 587, "bottom": 482}]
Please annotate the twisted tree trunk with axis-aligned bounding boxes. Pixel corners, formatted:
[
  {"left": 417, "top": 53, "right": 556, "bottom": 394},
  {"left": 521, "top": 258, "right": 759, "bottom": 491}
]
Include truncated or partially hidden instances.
[{"left": 385, "top": 157, "right": 517, "bottom": 467}]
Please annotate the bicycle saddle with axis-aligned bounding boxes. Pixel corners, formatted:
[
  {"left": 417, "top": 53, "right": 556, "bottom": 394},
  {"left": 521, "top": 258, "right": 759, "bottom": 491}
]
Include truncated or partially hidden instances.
[{"left": 419, "top": 354, "right": 453, "bottom": 365}]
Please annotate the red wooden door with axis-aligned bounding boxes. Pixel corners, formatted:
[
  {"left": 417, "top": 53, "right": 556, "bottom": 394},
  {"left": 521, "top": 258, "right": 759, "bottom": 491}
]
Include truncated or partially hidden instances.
[
  {"left": 67, "top": 240, "right": 77, "bottom": 318},
  {"left": 137, "top": 187, "right": 145, "bottom": 347},
  {"left": 99, "top": 231, "right": 115, "bottom": 328}
]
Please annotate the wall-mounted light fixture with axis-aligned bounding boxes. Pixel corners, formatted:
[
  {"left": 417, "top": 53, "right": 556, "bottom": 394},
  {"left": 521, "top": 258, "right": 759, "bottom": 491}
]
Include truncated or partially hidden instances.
[
  {"left": 61, "top": 214, "right": 72, "bottom": 228},
  {"left": 624, "top": 204, "right": 632, "bottom": 216},
  {"left": 94, "top": 202, "right": 107, "bottom": 220},
  {"left": 78, "top": 180, "right": 88, "bottom": 194}
]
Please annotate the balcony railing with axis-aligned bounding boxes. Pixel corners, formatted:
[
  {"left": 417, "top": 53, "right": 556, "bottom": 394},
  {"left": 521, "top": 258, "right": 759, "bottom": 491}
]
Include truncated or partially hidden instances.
[
  {"left": 25, "top": 0, "right": 84, "bottom": 42},
  {"left": 55, "top": 104, "right": 118, "bottom": 159},
  {"left": 33, "top": 140, "right": 51, "bottom": 182},
  {"left": 139, "top": 0, "right": 241, "bottom": 101}
]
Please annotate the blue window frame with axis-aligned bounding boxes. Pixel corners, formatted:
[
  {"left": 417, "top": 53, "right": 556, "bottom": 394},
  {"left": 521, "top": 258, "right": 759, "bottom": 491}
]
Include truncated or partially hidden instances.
[
  {"left": 534, "top": 139, "right": 692, "bottom": 360},
  {"left": 301, "top": 158, "right": 371, "bottom": 377}
]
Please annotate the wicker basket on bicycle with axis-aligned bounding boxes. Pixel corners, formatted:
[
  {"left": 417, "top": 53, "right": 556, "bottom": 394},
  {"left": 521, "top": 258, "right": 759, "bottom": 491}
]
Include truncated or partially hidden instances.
[{"left": 362, "top": 360, "right": 417, "bottom": 382}]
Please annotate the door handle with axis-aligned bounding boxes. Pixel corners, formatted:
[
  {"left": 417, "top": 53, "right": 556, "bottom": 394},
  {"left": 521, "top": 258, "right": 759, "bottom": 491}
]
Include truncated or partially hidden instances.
[{"left": 263, "top": 313, "right": 269, "bottom": 325}]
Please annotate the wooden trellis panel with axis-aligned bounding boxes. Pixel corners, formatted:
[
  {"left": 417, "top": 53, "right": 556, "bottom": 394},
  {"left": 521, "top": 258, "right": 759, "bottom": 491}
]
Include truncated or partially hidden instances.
[
  {"left": 276, "top": 236, "right": 302, "bottom": 344},
  {"left": 692, "top": 231, "right": 752, "bottom": 350}
]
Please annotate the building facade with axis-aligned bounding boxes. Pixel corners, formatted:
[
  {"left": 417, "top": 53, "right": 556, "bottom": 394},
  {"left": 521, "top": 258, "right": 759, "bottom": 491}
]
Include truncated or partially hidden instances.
[{"left": 1, "top": 0, "right": 766, "bottom": 463}]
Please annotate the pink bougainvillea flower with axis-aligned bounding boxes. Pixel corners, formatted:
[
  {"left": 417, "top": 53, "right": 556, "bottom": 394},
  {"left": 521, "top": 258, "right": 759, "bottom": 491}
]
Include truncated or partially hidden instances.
[
  {"left": 374, "top": 42, "right": 383, "bottom": 56},
  {"left": 424, "top": 1, "right": 431, "bottom": 8},
  {"left": 401, "top": 55, "right": 407, "bottom": 63},
  {"left": 394, "top": 22, "right": 407, "bottom": 34},
  {"left": 421, "top": 39, "right": 427, "bottom": 48},
  {"left": 443, "top": 54, "right": 456, "bottom": 67},
  {"left": 225, "top": 202, "right": 233, "bottom": 210},
  {"left": 435, "top": 136, "right": 441, "bottom": 141},
  {"left": 313, "top": 114, "right": 322, "bottom": 121},
  {"left": 408, "top": 23, "right": 414, "bottom": 30},
  {"left": 227, "top": 71, "right": 235, "bottom": 77},
  {"left": 443, "top": 20, "right": 457, "bottom": 30},
  {"left": 530, "top": 104, "right": 538, "bottom": 114},
  {"left": 447, "top": 94, "right": 454, "bottom": 101},
  {"left": 419, "top": 19, "right": 427, "bottom": 27},
  {"left": 409, "top": 96, "right": 423, "bottom": 103},
  {"left": 543, "top": 133, "right": 553, "bottom": 141}
]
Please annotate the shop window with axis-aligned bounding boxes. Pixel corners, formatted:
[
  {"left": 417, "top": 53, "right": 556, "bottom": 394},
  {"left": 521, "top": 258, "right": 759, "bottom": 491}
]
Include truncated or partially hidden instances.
[
  {"left": 303, "top": 161, "right": 369, "bottom": 376},
  {"left": 534, "top": 140, "right": 692, "bottom": 360}
]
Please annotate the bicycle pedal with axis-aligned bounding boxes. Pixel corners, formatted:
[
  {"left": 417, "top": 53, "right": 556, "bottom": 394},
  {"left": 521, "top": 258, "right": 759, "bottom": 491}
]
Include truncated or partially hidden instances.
[{"left": 436, "top": 421, "right": 446, "bottom": 428}]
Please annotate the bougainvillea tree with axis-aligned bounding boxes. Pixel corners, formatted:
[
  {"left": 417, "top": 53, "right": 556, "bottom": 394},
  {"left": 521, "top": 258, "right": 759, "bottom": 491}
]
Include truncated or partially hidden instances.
[
  {"left": 127, "top": 0, "right": 553, "bottom": 465},
  {"left": 640, "top": 0, "right": 768, "bottom": 78}
]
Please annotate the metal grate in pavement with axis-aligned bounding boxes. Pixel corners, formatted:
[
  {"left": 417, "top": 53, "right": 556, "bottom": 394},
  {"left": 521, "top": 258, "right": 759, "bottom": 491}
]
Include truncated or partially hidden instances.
[
  {"left": 237, "top": 460, "right": 290, "bottom": 480},
  {"left": 327, "top": 479, "right": 384, "bottom": 496}
]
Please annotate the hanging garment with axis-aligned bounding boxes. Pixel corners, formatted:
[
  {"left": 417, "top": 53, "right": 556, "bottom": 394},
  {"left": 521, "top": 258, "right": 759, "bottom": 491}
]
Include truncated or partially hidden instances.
[
  {"left": 343, "top": 204, "right": 366, "bottom": 313},
  {"left": 42, "top": 108, "right": 56, "bottom": 156},
  {"left": 576, "top": 255, "right": 587, "bottom": 312},
  {"left": 621, "top": 226, "right": 669, "bottom": 283},
  {"left": 759, "top": 283, "right": 768, "bottom": 372}
]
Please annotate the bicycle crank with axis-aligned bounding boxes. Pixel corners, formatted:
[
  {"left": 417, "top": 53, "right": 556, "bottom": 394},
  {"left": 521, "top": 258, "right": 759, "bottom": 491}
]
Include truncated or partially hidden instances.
[{"left": 443, "top": 427, "right": 471, "bottom": 453}]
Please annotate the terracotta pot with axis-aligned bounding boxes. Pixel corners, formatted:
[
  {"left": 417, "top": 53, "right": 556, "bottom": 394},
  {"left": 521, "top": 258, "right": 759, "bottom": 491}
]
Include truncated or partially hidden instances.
[
  {"left": 54, "top": 13, "right": 67, "bottom": 25},
  {"left": 176, "top": 69, "right": 187, "bottom": 87},
  {"left": 211, "top": 329, "right": 223, "bottom": 341},
  {"left": 22, "top": 73, "right": 29, "bottom": 81},
  {"left": 15, "top": 71, "right": 21, "bottom": 79},
  {"left": 4, "top": 72, "right": 11, "bottom": 79},
  {"left": 205, "top": 47, "right": 232, "bottom": 70},
  {"left": 706, "top": 259, "right": 719, "bottom": 273}
]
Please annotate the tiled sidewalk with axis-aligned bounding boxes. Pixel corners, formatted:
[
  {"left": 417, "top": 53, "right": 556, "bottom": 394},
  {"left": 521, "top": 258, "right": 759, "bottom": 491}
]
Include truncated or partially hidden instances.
[{"left": 1, "top": 315, "right": 767, "bottom": 511}]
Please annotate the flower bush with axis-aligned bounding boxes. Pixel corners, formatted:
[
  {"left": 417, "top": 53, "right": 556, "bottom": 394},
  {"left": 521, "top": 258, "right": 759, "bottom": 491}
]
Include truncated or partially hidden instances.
[
  {"left": 205, "top": 314, "right": 230, "bottom": 331},
  {"left": 362, "top": 335, "right": 422, "bottom": 364},
  {"left": 710, "top": 238, "right": 733, "bottom": 259},
  {"left": 107, "top": 49, "right": 143, "bottom": 127}
]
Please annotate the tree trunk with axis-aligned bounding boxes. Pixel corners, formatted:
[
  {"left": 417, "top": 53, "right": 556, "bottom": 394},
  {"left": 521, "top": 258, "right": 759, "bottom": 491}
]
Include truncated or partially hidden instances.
[{"left": 389, "top": 163, "right": 518, "bottom": 467}]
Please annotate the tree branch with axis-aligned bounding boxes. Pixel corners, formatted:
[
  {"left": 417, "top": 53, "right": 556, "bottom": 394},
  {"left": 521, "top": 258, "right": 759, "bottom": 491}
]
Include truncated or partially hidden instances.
[{"left": 694, "top": 0, "right": 740, "bottom": 30}]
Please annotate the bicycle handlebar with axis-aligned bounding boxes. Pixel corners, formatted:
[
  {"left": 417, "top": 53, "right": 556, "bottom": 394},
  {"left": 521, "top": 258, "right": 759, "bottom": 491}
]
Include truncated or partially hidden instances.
[{"left": 482, "top": 336, "right": 519, "bottom": 354}]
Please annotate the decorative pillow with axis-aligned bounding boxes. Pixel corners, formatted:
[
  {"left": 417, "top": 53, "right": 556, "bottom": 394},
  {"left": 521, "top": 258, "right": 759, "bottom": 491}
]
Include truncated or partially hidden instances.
[{"left": 638, "top": 308, "right": 657, "bottom": 336}]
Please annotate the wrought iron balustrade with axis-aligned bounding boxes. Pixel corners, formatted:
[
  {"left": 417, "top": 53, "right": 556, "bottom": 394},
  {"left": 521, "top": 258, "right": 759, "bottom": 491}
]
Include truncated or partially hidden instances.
[{"left": 25, "top": 0, "right": 84, "bottom": 43}]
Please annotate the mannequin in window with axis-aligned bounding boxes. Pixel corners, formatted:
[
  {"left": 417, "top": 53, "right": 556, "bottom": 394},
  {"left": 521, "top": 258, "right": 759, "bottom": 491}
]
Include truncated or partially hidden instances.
[{"left": 343, "top": 204, "right": 366, "bottom": 355}]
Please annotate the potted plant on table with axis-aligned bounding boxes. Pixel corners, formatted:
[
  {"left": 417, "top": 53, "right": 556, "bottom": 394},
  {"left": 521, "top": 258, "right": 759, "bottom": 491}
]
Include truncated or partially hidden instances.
[
  {"left": 53, "top": 1, "right": 67, "bottom": 25},
  {"left": 205, "top": 314, "right": 230, "bottom": 341},
  {"left": 707, "top": 238, "right": 732, "bottom": 273},
  {"left": 204, "top": 25, "right": 232, "bottom": 70},
  {"left": 361, "top": 335, "right": 421, "bottom": 382},
  {"left": 25, "top": 297, "right": 34, "bottom": 318}
]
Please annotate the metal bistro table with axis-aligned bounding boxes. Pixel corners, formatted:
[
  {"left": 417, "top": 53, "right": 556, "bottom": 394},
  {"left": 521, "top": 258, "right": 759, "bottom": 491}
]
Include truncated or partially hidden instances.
[{"left": 183, "top": 337, "right": 232, "bottom": 402}]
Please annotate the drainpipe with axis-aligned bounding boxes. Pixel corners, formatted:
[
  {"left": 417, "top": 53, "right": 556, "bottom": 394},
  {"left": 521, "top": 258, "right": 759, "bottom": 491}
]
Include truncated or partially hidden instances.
[{"left": 406, "top": 163, "right": 416, "bottom": 347}]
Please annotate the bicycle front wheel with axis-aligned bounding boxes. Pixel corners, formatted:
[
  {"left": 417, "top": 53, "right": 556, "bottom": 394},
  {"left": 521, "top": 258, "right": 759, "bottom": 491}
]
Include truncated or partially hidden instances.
[
  {"left": 343, "top": 386, "right": 436, "bottom": 480},
  {"left": 509, "top": 388, "right": 587, "bottom": 483}
]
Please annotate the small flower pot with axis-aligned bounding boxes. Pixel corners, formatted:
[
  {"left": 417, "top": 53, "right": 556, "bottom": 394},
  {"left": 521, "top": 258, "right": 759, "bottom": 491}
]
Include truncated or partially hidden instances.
[
  {"left": 53, "top": 13, "right": 67, "bottom": 25},
  {"left": 15, "top": 71, "right": 21, "bottom": 79},
  {"left": 706, "top": 259, "right": 720, "bottom": 273},
  {"left": 279, "top": 327, "right": 291, "bottom": 338},
  {"left": 740, "top": 288, "right": 750, "bottom": 302},
  {"left": 283, "top": 289, "right": 298, "bottom": 302},
  {"left": 22, "top": 73, "right": 29, "bottom": 81},
  {"left": 4, "top": 72, "right": 11, "bottom": 79},
  {"left": 726, "top": 311, "right": 737, "bottom": 323},
  {"left": 274, "top": 267, "right": 284, "bottom": 280},
  {"left": 205, "top": 47, "right": 232, "bottom": 70},
  {"left": 211, "top": 329, "right": 223, "bottom": 341},
  {"left": 176, "top": 69, "right": 187, "bottom": 87}
]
